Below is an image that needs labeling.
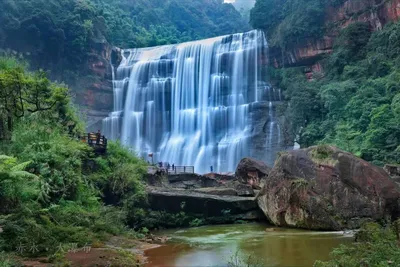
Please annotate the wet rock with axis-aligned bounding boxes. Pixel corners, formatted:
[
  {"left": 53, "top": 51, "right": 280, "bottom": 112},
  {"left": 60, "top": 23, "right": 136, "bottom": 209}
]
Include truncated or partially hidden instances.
[
  {"left": 147, "top": 187, "right": 260, "bottom": 219},
  {"left": 235, "top": 184, "right": 255, "bottom": 197},
  {"left": 194, "top": 187, "right": 238, "bottom": 196},
  {"left": 235, "top": 157, "right": 271, "bottom": 189},
  {"left": 167, "top": 173, "right": 221, "bottom": 189},
  {"left": 258, "top": 145, "right": 400, "bottom": 230},
  {"left": 385, "top": 164, "right": 400, "bottom": 178}
]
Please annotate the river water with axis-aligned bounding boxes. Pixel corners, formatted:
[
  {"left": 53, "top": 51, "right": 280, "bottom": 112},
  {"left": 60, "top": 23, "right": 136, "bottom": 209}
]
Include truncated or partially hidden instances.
[{"left": 145, "top": 223, "right": 353, "bottom": 267}]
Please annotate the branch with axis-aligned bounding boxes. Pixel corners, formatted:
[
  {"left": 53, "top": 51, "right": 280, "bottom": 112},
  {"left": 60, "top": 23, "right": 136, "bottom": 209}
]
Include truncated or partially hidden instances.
[{"left": 27, "top": 100, "right": 57, "bottom": 113}]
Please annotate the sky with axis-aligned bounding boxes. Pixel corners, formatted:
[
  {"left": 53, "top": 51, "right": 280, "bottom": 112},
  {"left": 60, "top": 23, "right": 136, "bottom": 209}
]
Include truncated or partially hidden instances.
[{"left": 224, "top": 0, "right": 256, "bottom": 9}]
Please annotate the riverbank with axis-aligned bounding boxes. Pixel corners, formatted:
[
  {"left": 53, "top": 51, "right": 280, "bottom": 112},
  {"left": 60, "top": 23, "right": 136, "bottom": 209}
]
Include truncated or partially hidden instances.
[{"left": 13, "top": 236, "right": 161, "bottom": 266}]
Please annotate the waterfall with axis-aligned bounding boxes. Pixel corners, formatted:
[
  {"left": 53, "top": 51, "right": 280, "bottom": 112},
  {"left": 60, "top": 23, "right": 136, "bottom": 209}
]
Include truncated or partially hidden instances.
[{"left": 103, "top": 30, "right": 284, "bottom": 173}]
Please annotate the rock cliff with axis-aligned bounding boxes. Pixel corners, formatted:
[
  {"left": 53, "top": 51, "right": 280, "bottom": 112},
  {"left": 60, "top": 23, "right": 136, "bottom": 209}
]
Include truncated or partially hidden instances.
[
  {"left": 73, "top": 39, "right": 117, "bottom": 132},
  {"left": 270, "top": 0, "right": 400, "bottom": 69}
]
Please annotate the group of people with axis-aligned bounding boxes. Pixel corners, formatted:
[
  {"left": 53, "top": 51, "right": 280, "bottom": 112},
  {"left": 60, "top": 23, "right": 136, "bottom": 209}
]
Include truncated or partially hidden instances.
[
  {"left": 158, "top": 162, "right": 175, "bottom": 171},
  {"left": 157, "top": 162, "right": 214, "bottom": 173}
]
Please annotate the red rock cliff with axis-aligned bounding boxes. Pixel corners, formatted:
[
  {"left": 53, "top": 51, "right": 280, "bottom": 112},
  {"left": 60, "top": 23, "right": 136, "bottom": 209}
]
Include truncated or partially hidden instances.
[{"left": 269, "top": 0, "right": 400, "bottom": 68}]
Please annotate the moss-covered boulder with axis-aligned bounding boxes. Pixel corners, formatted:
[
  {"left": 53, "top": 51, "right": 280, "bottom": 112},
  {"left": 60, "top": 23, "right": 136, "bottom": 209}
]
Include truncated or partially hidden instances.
[{"left": 257, "top": 145, "right": 400, "bottom": 230}]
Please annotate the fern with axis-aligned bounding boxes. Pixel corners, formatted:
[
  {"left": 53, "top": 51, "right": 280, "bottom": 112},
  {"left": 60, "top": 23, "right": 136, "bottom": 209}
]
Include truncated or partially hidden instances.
[{"left": 10, "top": 161, "right": 32, "bottom": 172}]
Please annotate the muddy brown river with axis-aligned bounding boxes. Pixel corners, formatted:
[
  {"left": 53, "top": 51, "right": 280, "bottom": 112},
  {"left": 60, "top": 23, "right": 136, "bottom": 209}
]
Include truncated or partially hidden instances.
[{"left": 145, "top": 223, "right": 353, "bottom": 267}]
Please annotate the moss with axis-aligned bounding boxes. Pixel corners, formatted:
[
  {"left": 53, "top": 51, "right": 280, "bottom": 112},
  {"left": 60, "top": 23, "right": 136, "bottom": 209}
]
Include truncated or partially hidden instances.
[
  {"left": 310, "top": 145, "right": 338, "bottom": 166},
  {"left": 291, "top": 178, "right": 309, "bottom": 189},
  {"left": 277, "top": 151, "right": 289, "bottom": 159}
]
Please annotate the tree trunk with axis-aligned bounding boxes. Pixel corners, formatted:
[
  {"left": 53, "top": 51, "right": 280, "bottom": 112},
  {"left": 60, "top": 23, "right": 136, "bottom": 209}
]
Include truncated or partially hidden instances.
[
  {"left": 7, "top": 113, "right": 12, "bottom": 132},
  {"left": 0, "top": 117, "right": 4, "bottom": 140}
]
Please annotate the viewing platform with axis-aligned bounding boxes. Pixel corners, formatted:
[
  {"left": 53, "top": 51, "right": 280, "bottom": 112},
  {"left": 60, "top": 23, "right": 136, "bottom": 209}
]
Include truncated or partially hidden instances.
[
  {"left": 80, "top": 133, "right": 108, "bottom": 154},
  {"left": 148, "top": 165, "right": 195, "bottom": 176}
]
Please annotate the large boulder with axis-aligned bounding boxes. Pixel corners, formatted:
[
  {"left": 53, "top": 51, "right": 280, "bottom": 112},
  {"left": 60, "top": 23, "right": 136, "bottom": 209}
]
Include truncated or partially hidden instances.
[
  {"left": 257, "top": 145, "right": 400, "bottom": 230},
  {"left": 235, "top": 158, "right": 271, "bottom": 189}
]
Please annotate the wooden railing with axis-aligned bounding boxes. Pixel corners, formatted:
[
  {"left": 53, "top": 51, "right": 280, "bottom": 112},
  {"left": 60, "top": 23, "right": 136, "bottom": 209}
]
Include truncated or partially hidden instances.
[{"left": 80, "top": 133, "right": 108, "bottom": 153}]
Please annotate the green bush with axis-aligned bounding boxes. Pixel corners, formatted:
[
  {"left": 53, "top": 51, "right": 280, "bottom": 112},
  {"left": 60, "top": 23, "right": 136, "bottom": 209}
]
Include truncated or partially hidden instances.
[
  {"left": 189, "top": 218, "right": 205, "bottom": 227},
  {"left": 315, "top": 222, "right": 400, "bottom": 266},
  {"left": 0, "top": 59, "right": 149, "bottom": 260}
]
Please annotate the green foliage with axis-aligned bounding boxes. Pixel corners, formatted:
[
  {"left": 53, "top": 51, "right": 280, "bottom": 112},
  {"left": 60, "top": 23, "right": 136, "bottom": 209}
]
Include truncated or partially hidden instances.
[
  {"left": 93, "top": 0, "right": 249, "bottom": 48},
  {"left": 0, "top": 252, "right": 21, "bottom": 267},
  {"left": 0, "top": 0, "right": 248, "bottom": 77},
  {"left": 314, "top": 222, "right": 400, "bottom": 266},
  {"left": 135, "top": 210, "right": 191, "bottom": 229},
  {"left": 268, "top": 20, "right": 400, "bottom": 165},
  {"left": 250, "top": 0, "right": 342, "bottom": 48},
  {"left": 91, "top": 141, "right": 147, "bottom": 206},
  {"left": 0, "top": 155, "right": 39, "bottom": 213},
  {"left": 189, "top": 218, "right": 205, "bottom": 227},
  {"left": 0, "top": 0, "right": 101, "bottom": 70},
  {"left": 0, "top": 58, "right": 149, "bottom": 260},
  {"left": 0, "top": 58, "right": 82, "bottom": 140},
  {"left": 329, "top": 22, "right": 372, "bottom": 74}
]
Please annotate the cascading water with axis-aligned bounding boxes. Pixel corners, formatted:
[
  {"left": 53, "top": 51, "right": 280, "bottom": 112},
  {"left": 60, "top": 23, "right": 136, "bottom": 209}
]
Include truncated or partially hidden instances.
[{"left": 103, "top": 30, "right": 285, "bottom": 173}]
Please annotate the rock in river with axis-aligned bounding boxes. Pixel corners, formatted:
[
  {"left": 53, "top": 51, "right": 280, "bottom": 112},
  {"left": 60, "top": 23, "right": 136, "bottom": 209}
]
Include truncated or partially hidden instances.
[{"left": 257, "top": 145, "right": 400, "bottom": 230}]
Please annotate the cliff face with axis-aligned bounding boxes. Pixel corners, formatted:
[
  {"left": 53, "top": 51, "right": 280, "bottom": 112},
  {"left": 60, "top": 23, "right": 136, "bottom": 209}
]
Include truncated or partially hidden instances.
[
  {"left": 269, "top": 0, "right": 400, "bottom": 69},
  {"left": 72, "top": 39, "right": 118, "bottom": 132}
]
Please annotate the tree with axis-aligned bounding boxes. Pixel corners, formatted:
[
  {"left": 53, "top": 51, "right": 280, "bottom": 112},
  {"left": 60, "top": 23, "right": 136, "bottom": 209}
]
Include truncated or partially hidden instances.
[{"left": 0, "top": 62, "right": 69, "bottom": 140}]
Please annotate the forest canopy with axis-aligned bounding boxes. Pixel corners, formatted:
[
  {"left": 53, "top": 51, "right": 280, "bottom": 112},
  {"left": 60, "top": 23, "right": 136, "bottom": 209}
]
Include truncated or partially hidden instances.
[
  {"left": 0, "top": 0, "right": 249, "bottom": 72},
  {"left": 250, "top": 0, "right": 344, "bottom": 47}
]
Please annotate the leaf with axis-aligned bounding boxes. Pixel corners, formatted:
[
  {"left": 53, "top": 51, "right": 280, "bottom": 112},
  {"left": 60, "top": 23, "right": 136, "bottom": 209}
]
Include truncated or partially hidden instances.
[
  {"left": 0, "top": 155, "right": 13, "bottom": 161},
  {"left": 9, "top": 171, "right": 39, "bottom": 180},
  {"left": 10, "top": 161, "right": 32, "bottom": 172}
]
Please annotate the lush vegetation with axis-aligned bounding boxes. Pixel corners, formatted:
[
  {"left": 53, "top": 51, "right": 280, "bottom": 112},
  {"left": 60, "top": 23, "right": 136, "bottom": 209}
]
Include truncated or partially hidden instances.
[
  {"left": 93, "top": 0, "right": 249, "bottom": 48},
  {"left": 0, "top": 0, "right": 248, "bottom": 77},
  {"left": 250, "top": 0, "right": 344, "bottom": 48},
  {"left": 315, "top": 222, "right": 400, "bottom": 266},
  {"left": 0, "top": 58, "right": 148, "bottom": 264},
  {"left": 250, "top": 0, "right": 399, "bottom": 165},
  {"left": 264, "top": 21, "right": 400, "bottom": 165}
]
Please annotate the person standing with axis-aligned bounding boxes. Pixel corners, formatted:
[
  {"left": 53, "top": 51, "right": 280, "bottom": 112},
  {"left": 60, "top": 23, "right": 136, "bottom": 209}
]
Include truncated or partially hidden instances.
[{"left": 210, "top": 166, "right": 213, "bottom": 173}]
